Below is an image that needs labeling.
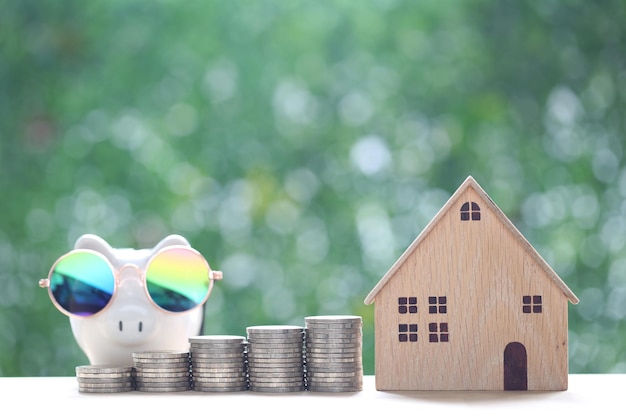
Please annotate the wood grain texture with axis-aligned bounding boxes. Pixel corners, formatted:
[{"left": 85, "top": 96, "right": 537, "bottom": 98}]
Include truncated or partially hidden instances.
[{"left": 366, "top": 177, "right": 578, "bottom": 391}]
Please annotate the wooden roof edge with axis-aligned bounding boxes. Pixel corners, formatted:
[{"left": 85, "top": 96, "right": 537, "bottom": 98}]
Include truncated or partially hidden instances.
[
  {"left": 463, "top": 176, "right": 580, "bottom": 305},
  {"left": 364, "top": 175, "right": 580, "bottom": 306},
  {"left": 364, "top": 176, "right": 477, "bottom": 305}
]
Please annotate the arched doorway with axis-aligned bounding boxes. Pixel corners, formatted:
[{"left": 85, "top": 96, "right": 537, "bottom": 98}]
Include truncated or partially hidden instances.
[{"left": 504, "top": 342, "right": 527, "bottom": 390}]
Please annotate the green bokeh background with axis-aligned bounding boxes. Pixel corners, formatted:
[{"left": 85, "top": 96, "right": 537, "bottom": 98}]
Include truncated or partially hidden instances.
[{"left": 1, "top": 0, "right": 625, "bottom": 376}]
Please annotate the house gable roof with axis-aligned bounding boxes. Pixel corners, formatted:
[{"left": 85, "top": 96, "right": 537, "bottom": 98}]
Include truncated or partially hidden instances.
[{"left": 364, "top": 176, "right": 579, "bottom": 305}]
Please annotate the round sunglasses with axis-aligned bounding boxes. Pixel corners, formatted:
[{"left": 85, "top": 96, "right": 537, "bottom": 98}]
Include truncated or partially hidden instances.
[{"left": 39, "top": 246, "right": 222, "bottom": 318}]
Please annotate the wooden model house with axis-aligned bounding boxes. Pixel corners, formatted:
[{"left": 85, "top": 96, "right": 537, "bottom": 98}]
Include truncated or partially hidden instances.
[{"left": 364, "top": 176, "right": 579, "bottom": 391}]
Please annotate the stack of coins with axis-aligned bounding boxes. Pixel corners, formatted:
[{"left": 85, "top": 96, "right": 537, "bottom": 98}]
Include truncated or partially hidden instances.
[
  {"left": 246, "top": 325, "right": 306, "bottom": 393},
  {"left": 132, "top": 350, "right": 191, "bottom": 392},
  {"left": 304, "top": 315, "right": 363, "bottom": 392},
  {"left": 189, "top": 335, "right": 248, "bottom": 392},
  {"left": 75, "top": 364, "right": 135, "bottom": 393}
]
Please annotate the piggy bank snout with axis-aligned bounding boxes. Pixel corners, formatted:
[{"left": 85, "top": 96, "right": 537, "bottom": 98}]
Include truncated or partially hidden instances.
[{"left": 101, "top": 276, "right": 159, "bottom": 347}]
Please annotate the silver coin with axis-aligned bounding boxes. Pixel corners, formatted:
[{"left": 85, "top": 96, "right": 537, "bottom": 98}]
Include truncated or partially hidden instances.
[
  {"left": 192, "top": 371, "right": 248, "bottom": 379},
  {"left": 193, "top": 385, "right": 248, "bottom": 392},
  {"left": 305, "top": 362, "right": 362, "bottom": 368},
  {"left": 247, "top": 342, "right": 303, "bottom": 348},
  {"left": 249, "top": 385, "right": 305, "bottom": 393},
  {"left": 305, "top": 334, "right": 362, "bottom": 342},
  {"left": 77, "top": 376, "right": 133, "bottom": 384},
  {"left": 248, "top": 370, "right": 302, "bottom": 376},
  {"left": 307, "top": 374, "right": 362, "bottom": 383},
  {"left": 192, "top": 361, "right": 244, "bottom": 367},
  {"left": 248, "top": 360, "right": 302, "bottom": 366},
  {"left": 136, "top": 385, "right": 190, "bottom": 392},
  {"left": 136, "top": 377, "right": 190, "bottom": 384},
  {"left": 192, "top": 380, "right": 248, "bottom": 389},
  {"left": 134, "top": 361, "right": 190, "bottom": 369},
  {"left": 190, "top": 346, "right": 246, "bottom": 354},
  {"left": 133, "top": 355, "right": 190, "bottom": 363},
  {"left": 305, "top": 366, "right": 362, "bottom": 373},
  {"left": 307, "top": 385, "right": 362, "bottom": 392},
  {"left": 192, "top": 385, "right": 248, "bottom": 392},
  {"left": 76, "top": 365, "right": 134, "bottom": 374},
  {"left": 190, "top": 347, "right": 246, "bottom": 355},
  {"left": 246, "top": 325, "right": 304, "bottom": 332},
  {"left": 79, "top": 386, "right": 135, "bottom": 393},
  {"left": 306, "top": 370, "right": 361, "bottom": 377},
  {"left": 247, "top": 351, "right": 303, "bottom": 359},
  {"left": 249, "top": 380, "right": 305, "bottom": 388},
  {"left": 247, "top": 361, "right": 303, "bottom": 368},
  {"left": 133, "top": 350, "right": 189, "bottom": 358},
  {"left": 135, "top": 380, "right": 190, "bottom": 389},
  {"left": 191, "top": 352, "right": 245, "bottom": 359},
  {"left": 75, "top": 372, "right": 133, "bottom": 380},
  {"left": 191, "top": 361, "right": 246, "bottom": 369},
  {"left": 193, "top": 377, "right": 247, "bottom": 385},
  {"left": 305, "top": 346, "right": 361, "bottom": 353},
  {"left": 247, "top": 338, "right": 304, "bottom": 346},
  {"left": 78, "top": 381, "right": 134, "bottom": 389},
  {"left": 134, "top": 369, "right": 190, "bottom": 377},
  {"left": 248, "top": 375, "right": 304, "bottom": 383},
  {"left": 306, "top": 338, "right": 361, "bottom": 345}
]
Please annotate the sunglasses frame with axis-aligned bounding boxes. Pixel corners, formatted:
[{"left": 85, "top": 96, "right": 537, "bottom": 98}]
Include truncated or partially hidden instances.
[{"left": 39, "top": 245, "right": 223, "bottom": 319}]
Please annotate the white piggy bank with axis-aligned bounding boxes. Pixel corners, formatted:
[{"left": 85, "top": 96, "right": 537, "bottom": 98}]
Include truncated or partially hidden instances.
[{"left": 41, "top": 234, "right": 222, "bottom": 367}]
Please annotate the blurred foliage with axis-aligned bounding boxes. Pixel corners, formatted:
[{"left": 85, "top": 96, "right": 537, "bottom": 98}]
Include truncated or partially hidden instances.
[{"left": 1, "top": 0, "right": 625, "bottom": 376}]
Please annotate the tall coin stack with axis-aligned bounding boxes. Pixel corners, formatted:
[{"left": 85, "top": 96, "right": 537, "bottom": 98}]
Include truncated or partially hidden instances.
[
  {"left": 246, "top": 325, "right": 306, "bottom": 393},
  {"left": 75, "top": 364, "right": 135, "bottom": 393},
  {"left": 132, "top": 350, "right": 192, "bottom": 392},
  {"left": 304, "top": 315, "right": 363, "bottom": 392},
  {"left": 189, "top": 335, "right": 248, "bottom": 392}
]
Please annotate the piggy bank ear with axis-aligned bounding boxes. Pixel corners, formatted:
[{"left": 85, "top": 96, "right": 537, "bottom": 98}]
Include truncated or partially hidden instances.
[
  {"left": 152, "top": 234, "right": 191, "bottom": 252},
  {"left": 74, "top": 234, "right": 115, "bottom": 258}
]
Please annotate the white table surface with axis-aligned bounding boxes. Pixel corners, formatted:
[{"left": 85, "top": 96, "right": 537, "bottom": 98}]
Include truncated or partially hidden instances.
[{"left": 3, "top": 374, "right": 622, "bottom": 416}]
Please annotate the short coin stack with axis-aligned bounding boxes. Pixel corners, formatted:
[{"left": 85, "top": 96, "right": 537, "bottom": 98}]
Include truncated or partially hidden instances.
[
  {"left": 246, "top": 325, "right": 306, "bottom": 393},
  {"left": 304, "top": 315, "right": 363, "bottom": 392},
  {"left": 75, "top": 364, "right": 135, "bottom": 393},
  {"left": 132, "top": 350, "right": 191, "bottom": 392},
  {"left": 189, "top": 335, "right": 248, "bottom": 392}
]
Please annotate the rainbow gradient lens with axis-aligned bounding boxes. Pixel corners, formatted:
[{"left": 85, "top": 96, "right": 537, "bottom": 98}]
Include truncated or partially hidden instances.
[
  {"left": 49, "top": 251, "right": 115, "bottom": 316},
  {"left": 145, "top": 247, "right": 210, "bottom": 312}
]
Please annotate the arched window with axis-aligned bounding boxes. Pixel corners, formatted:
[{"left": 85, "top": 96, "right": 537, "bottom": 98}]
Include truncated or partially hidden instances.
[{"left": 460, "top": 202, "right": 481, "bottom": 221}]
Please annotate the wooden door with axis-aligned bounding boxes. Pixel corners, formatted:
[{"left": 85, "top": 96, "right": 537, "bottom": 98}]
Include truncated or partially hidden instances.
[{"left": 504, "top": 342, "right": 527, "bottom": 390}]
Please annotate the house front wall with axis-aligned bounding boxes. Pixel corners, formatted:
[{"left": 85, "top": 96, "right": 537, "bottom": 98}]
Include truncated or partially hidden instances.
[{"left": 373, "top": 188, "right": 569, "bottom": 391}]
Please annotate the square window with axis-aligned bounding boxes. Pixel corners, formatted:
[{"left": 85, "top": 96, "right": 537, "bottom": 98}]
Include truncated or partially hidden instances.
[
  {"left": 409, "top": 324, "right": 418, "bottom": 332},
  {"left": 439, "top": 296, "right": 447, "bottom": 304},
  {"left": 522, "top": 295, "right": 531, "bottom": 304},
  {"left": 439, "top": 323, "right": 448, "bottom": 332},
  {"left": 461, "top": 212, "right": 470, "bottom": 221},
  {"left": 409, "top": 297, "right": 417, "bottom": 304},
  {"left": 440, "top": 334, "right": 449, "bottom": 342},
  {"left": 429, "top": 296, "right": 437, "bottom": 304},
  {"left": 472, "top": 212, "right": 481, "bottom": 221},
  {"left": 409, "top": 333, "right": 418, "bottom": 342},
  {"left": 429, "top": 334, "right": 439, "bottom": 343},
  {"left": 399, "top": 324, "right": 408, "bottom": 332},
  {"left": 398, "top": 306, "right": 407, "bottom": 314},
  {"left": 398, "top": 297, "right": 407, "bottom": 305},
  {"left": 429, "top": 306, "right": 437, "bottom": 314},
  {"left": 399, "top": 334, "right": 408, "bottom": 342},
  {"left": 533, "top": 295, "right": 542, "bottom": 304},
  {"left": 523, "top": 305, "right": 531, "bottom": 314},
  {"left": 409, "top": 306, "right": 418, "bottom": 314},
  {"left": 439, "top": 306, "right": 447, "bottom": 314},
  {"left": 533, "top": 305, "right": 542, "bottom": 313},
  {"left": 429, "top": 323, "right": 437, "bottom": 332}
]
